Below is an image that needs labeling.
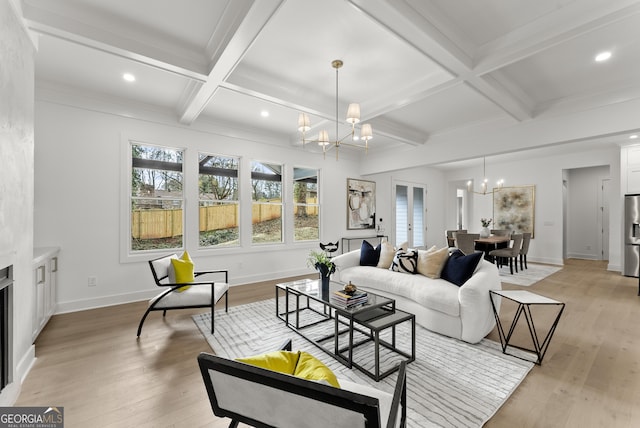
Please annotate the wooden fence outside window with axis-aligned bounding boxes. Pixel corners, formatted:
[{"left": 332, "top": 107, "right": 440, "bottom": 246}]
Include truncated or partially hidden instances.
[{"left": 131, "top": 199, "right": 317, "bottom": 239}]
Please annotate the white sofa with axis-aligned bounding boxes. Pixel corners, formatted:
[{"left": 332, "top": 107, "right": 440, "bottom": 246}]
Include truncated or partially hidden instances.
[{"left": 331, "top": 249, "right": 501, "bottom": 344}]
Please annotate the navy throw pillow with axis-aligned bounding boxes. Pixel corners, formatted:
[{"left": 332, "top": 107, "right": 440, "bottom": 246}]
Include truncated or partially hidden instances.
[
  {"left": 441, "top": 250, "right": 483, "bottom": 286},
  {"left": 360, "top": 240, "right": 381, "bottom": 266}
]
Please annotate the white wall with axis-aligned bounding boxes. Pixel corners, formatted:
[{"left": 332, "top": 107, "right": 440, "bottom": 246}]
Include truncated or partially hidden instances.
[
  {"left": 32, "top": 88, "right": 629, "bottom": 321},
  {"left": 443, "top": 147, "right": 621, "bottom": 270},
  {"left": 33, "top": 100, "right": 379, "bottom": 312},
  {"left": 0, "top": 1, "right": 36, "bottom": 404},
  {"left": 365, "top": 166, "right": 446, "bottom": 249}
]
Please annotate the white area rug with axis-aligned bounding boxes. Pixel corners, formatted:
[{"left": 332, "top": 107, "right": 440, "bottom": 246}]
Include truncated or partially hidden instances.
[
  {"left": 193, "top": 299, "right": 533, "bottom": 428},
  {"left": 497, "top": 262, "right": 562, "bottom": 286}
]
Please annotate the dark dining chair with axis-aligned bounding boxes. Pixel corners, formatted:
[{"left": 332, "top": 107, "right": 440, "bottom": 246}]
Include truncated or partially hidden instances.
[
  {"left": 520, "top": 232, "right": 532, "bottom": 270},
  {"left": 490, "top": 229, "right": 511, "bottom": 237},
  {"left": 446, "top": 229, "right": 467, "bottom": 248},
  {"left": 454, "top": 233, "right": 481, "bottom": 256},
  {"left": 489, "top": 234, "right": 523, "bottom": 274}
]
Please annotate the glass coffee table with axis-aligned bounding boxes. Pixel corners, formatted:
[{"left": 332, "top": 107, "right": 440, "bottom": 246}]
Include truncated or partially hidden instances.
[{"left": 278, "top": 278, "right": 415, "bottom": 381}]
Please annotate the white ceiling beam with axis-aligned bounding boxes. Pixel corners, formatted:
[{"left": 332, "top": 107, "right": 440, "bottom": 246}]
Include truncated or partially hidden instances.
[
  {"left": 474, "top": 1, "right": 640, "bottom": 75},
  {"left": 21, "top": 2, "right": 209, "bottom": 81},
  {"left": 177, "top": 0, "right": 284, "bottom": 125},
  {"left": 464, "top": 73, "right": 533, "bottom": 121},
  {"left": 349, "top": 0, "right": 532, "bottom": 122},
  {"left": 204, "top": 0, "right": 255, "bottom": 73},
  {"left": 348, "top": 0, "right": 473, "bottom": 75}
]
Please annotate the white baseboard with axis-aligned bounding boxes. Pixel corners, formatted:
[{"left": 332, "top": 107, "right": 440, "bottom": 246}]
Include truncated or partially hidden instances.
[
  {"left": 0, "top": 344, "right": 35, "bottom": 405},
  {"left": 56, "top": 289, "right": 161, "bottom": 314},
  {"left": 566, "top": 252, "right": 600, "bottom": 261},
  {"left": 607, "top": 262, "right": 622, "bottom": 273},
  {"left": 55, "top": 268, "right": 312, "bottom": 314},
  {"left": 528, "top": 256, "right": 564, "bottom": 266}
]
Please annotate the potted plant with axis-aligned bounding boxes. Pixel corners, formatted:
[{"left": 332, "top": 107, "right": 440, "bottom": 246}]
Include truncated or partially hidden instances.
[
  {"left": 307, "top": 250, "right": 335, "bottom": 295},
  {"left": 480, "top": 218, "right": 492, "bottom": 238}
]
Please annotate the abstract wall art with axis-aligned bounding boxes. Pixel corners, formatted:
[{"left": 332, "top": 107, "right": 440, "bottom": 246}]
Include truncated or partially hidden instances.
[
  {"left": 493, "top": 185, "right": 535, "bottom": 237},
  {"left": 347, "top": 178, "right": 376, "bottom": 230}
]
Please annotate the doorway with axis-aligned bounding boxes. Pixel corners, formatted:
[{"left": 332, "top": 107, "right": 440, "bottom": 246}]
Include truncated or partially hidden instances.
[
  {"left": 563, "top": 165, "right": 610, "bottom": 261},
  {"left": 393, "top": 181, "right": 426, "bottom": 248}
]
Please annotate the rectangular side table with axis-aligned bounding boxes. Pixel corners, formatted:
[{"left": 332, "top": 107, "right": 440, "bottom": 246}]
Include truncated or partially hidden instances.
[
  {"left": 490, "top": 289, "right": 565, "bottom": 365},
  {"left": 350, "top": 309, "right": 415, "bottom": 381}
]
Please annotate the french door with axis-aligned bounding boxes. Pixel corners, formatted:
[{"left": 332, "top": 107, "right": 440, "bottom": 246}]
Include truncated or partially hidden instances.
[{"left": 394, "top": 181, "right": 426, "bottom": 248}]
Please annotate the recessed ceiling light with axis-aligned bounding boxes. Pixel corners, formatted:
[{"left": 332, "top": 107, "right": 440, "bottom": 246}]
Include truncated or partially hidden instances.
[
  {"left": 260, "top": 110, "right": 269, "bottom": 118},
  {"left": 123, "top": 73, "right": 136, "bottom": 82},
  {"left": 595, "top": 51, "right": 611, "bottom": 62},
  {"left": 630, "top": 135, "right": 638, "bottom": 139}
]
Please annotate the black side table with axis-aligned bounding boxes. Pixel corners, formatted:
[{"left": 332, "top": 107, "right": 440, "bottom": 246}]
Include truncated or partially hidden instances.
[{"left": 490, "top": 289, "right": 565, "bottom": 365}]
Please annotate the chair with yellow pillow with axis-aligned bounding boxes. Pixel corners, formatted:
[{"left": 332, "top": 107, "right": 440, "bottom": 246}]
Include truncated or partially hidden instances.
[
  {"left": 198, "top": 338, "right": 407, "bottom": 428},
  {"left": 136, "top": 251, "right": 229, "bottom": 337}
]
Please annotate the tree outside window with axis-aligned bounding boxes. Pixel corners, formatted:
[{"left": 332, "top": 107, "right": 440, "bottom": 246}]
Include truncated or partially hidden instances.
[
  {"left": 130, "top": 143, "right": 183, "bottom": 251},
  {"left": 293, "top": 167, "right": 319, "bottom": 241},
  {"left": 199, "top": 154, "right": 239, "bottom": 247},
  {"left": 251, "top": 161, "right": 282, "bottom": 243}
]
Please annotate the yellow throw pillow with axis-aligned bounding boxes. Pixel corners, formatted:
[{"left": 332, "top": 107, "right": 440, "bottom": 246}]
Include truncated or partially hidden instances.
[
  {"left": 294, "top": 351, "right": 340, "bottom": 388},
  {"left": 237, "top": 350, "right": 340, "bottom": 388},
  {"left": 417, "top": 247, "right": 450, "bottom": 278},
  {"left": 170, "top": 251, "right": 194, "bottom": 292},
  {"left": 236, "top": 350, "right": 300, "bottom": 375}
]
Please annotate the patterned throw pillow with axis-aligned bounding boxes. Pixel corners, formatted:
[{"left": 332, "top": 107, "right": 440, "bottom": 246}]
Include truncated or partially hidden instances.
[{"left": 390, "top": 249, "right": 418, "bottom": 274}]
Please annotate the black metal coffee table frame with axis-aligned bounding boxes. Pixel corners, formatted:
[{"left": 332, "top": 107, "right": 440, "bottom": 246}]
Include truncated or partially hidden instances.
[{"left": 281, "top": 279, "right": 414, "bottom": 381}]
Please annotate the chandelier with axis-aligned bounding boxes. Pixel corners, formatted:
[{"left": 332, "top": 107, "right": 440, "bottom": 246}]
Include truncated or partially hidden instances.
[
  {"left": 297, "top": 59, "right": 373, "bottom": 160},
  {"left": 467, "top": 157, "right": 504, "bottom": 195}
]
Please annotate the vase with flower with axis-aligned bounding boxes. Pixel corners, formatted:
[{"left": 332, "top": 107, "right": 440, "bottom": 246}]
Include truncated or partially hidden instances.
[
  {"left": 306, "top": 250, "right": 335, "bottom": 297},
  {"left": 480, "top": 218, "right": 492, "bottom": 238}
]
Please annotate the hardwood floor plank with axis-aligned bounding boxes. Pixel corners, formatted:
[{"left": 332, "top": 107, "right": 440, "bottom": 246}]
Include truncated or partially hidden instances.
[{"left": 15, "top": 262, "right": 640, "bottom": 427}]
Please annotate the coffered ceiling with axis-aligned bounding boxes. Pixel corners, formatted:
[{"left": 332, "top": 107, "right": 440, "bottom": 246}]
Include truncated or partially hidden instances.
[{"left": 22, "top": 0, "right": 640, "bottom": 163}]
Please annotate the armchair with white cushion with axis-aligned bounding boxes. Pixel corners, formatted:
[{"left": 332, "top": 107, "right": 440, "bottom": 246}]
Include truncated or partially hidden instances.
[
  {"left": 198, "top": 338, "right": 407, "bottom": 428},
  {"left": 136, "top": 252, "right": 229, "bottom": 337}
]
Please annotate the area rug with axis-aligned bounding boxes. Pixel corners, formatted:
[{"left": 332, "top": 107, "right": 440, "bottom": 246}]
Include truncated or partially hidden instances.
[
  {"left": 193, "top": 299, "right": 533, "bottom": 428},
  {"left": 497, "top": 262, "right": 562, "bottom": 286}
]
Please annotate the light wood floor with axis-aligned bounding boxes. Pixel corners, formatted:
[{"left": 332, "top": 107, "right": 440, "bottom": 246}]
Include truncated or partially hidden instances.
[{"left": 16, "top": 260, "right": 640, "bottom": 427}]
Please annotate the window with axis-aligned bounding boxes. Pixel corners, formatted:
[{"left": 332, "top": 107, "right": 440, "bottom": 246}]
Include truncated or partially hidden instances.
[
  {"left": 293, "top": 167, "right": 319, "bottom": 241},
  {"left": 130, "top": 143, "right": 183, "bottom": 252},
  {"left": 199, "top": 154, "right": 240, "bottom": 247},
  {"left": 251, "top": 161, "right": 282, "bottom": 243}
]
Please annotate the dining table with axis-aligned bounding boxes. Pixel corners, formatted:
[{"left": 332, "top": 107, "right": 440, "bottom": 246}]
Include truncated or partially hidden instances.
[{"left": 474, "top": 235, "right": 511, "bottom": 261}]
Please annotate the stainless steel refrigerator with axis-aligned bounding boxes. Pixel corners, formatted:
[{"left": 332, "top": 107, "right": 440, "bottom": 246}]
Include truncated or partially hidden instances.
[{"left": 624, "top": 194, "right": 640, "bottom": 276}]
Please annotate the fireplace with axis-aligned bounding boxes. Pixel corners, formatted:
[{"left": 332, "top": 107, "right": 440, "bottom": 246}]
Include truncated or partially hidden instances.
[{"left": 0, "top": 265, "right": 12, "bottom": 393}]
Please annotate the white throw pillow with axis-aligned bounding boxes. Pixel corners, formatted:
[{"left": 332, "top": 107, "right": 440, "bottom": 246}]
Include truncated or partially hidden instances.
[
  {"left": 416, "top": 247, "right": 449, "bottom": 278},
  {"left": 377, "top": 240, "right": 408, "bottom": 269}
]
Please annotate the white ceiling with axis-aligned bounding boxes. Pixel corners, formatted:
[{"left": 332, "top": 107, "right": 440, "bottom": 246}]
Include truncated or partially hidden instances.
[{"left": 22, "top": 0, "right": 640, "bottom": 166}]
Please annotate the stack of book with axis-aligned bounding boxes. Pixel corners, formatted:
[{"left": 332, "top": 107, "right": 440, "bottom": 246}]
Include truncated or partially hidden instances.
[{"left": 331, "top": 289, "right": 368, "bottom": 307}]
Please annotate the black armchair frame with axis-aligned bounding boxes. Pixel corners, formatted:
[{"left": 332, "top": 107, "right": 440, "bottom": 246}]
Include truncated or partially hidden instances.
[
  {"left": 198, "top": 339, "right": 407, "bottom": 428},
  {"left": 136, "top": 254, "right": 229, "bottom": 337}
]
